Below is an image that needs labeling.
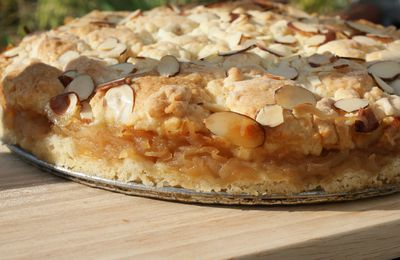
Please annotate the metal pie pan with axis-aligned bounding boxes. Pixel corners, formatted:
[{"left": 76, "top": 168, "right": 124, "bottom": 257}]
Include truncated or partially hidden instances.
[{"left": 8, "top": 144, "right": 400, "bottom": 205}]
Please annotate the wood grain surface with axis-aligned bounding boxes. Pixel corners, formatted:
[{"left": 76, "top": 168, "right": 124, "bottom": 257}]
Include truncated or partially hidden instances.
[{"left": 1, "top": 144, "right": 400, "bottom": 259}]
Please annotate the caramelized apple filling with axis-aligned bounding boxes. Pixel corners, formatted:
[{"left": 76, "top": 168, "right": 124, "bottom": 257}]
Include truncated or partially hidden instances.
[{"left": 49, "top": 120, "right": 395, "bottom": 186}]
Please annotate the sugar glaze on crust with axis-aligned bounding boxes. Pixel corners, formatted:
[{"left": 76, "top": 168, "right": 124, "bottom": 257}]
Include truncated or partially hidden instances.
[{"left": 1, "top": 0, "right": 400, "bottom": 195}]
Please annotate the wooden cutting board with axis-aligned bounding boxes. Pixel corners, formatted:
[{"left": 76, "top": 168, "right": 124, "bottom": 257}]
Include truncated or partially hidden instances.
[{"left": 1, "top": 143, "right": 400, "bottom": 259}]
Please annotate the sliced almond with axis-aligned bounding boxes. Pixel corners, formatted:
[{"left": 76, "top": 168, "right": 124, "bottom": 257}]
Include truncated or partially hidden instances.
[
  {"left": 109, "top": 63, "right": 136, "bottom": 77},
  {"left": 65, "top": 74, "right": 95, "bottom": 101},
  {"left": 306, "top": 30, "right": 336, "bottom": 47},
  {"left": 366, "top": 34, "right": 393, "bottom": 43},
  {"left": 103, "top": 84, "right": 135, "bottom": 125},
  {"left": 58, "top": 50, "right": 79, "bottom": 65},
  {"left": 227, "top": 32, "right": 243, "bottom": 49},
  {"left": 333, "top": 59, "right": 350, "bottom": 69},
  {"left": 49, "top": 92, "right": 79, "bottom": 116},
  {"left": 96, "top": 77, "right": 132, "bottom": 92},
  {"left": 307, "top": 53, "right": 334, "bottom": 67},
  {"left": 352, "top": 35, "right": 378, "bottom": 46},
  {"left": 98, "top": 37, "right": 118, "bottom": 51},
  {"left": 274, "top": 35, "right": 297, "bottom": 45},
  {"left": 128, "top": 56, "right": 159, "bottom": 74},
  {"left": 288, "top": 21, "right": 319, "bottom": 35},
  {"left": 304, "top": 34, "right": 327, "bottom": 47},
  {"left": 390, "top": 79, "right": 400, "bottom": 96},
  {"left": 334, "top": 98, "right": 369, "bottom": 113},
  {"left": 274, "top": 85, "right": 316, "bottom": 109},
  {"left": 157, "top": 55, "right": 180, "bottom": 77},
  {"left": 355, "top": 108, "right": 379, "bottom": 133},
  {"left": 365, "top": 49, "right": 400, "bottom": 62},
  {"left": 46, "top": 92, "right": 80, "bottom": 126},
  {"left": 108, "top": 43, "right": 127, "bottom": 58},
  {"left": 371, "top": 74, "right": 395, "bottom": 94},
  {"left": 58, "top": 70, "right": 78, "bottom": 87},
  {"left": 268, "top": 63, "right": 298, "bottom": 80},
  {"left": 218, "top": 42, "right": 256, "bottom": 56},
  {"left": 204, "top": 111, "right": 265, "bottom": 148},
  {"left": 3, "top": 46, "right": 24, "bottom": 58},
  {"left": 368, "top": 61, "right": 400, "bottom": 81},
  {"left": 257, "top": 42, "right": 290, "bottom": 57},
  {"left": 346, "top": 21, "right": 381, "bottom": 35},
  {"left": 255, "top": 105, "right": 284, "bottom": 127},
  {"left": 64, "top": 70, "right": 79, "bottom": 78}
]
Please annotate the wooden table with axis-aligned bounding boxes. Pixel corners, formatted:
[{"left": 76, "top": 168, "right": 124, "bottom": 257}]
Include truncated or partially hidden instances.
[{"left": 1, "top": 144, "right": 400, "bottom": 259}]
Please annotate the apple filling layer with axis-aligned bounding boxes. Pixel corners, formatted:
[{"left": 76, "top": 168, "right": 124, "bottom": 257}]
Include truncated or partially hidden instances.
[{"left": 4, "top": 105, "right": 399, "bottom": 193}]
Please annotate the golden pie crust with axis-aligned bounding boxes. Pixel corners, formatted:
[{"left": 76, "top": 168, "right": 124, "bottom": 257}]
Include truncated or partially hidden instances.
[{"left": 1, "top": 0, "right": 400, "bottom": 195}]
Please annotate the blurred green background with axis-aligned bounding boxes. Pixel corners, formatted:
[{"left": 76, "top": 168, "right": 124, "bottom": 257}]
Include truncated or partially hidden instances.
[{"left": 0, "top": 0, "right": 350, "bottom": 50}]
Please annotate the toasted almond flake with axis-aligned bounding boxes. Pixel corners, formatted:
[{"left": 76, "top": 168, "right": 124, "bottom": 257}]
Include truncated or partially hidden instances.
[
  {"left": 334, "top": 98, "right": 369, "bottom": 113},
  {"left": 366, "top": 34, "right": 393, "bottom": 43},
  {"left": 109, "top": 43, "right": 127, "bottom": 58},
  {"left": 218, "top": 41, "right": 256, "bottom": 56},
  {"left": 65, "top": 74, "right": 95, "bottom": 101},
  {"left": 346, "top": 21, "right": 381, "bottom": 35},
  {"left": 48, "top": 92, "right": 79, "bottom": 116},
  {"left": 317, "top": 39, "right": 365, "bottom": 60},
  {"left": 98, "top": 37, "right": 118, "bottom": 51},
  {"left": 58, "top": 70, "right": 78, "bottom": 87},
  {"left": 157, "top": 55, "right": 180, "bottom": 77},
  {"left": 304, "top": 34, "right": 327, "bottom": 47},
  {"left": 368, "top": 61, "right": 400, "bottom": 81},
  {"left": 96, "top": 77, "right": 132, "bottom": 92},
  {"left": 268, "top": 62, "right": 298, "bottom": 80},
  {"left": 257, "top": 42, "right": 290, "bottom": 57},
  {"left": 333, "top": 59, "right": 350, "bottom": 69},
  {"left": 307, "top": 53, "right": 333, "bottom": 67},
  {"left": 104, "top": 84, "right": 135, "bottom": 124},
  {"left": 390, "top": 79, "right": 400, "bottom": 96},
  {"left": 274, "top": 35, "right": 297, "bottom": 45},
  {"left": 355, "top": 108, "right": 379, "bottom": 133},
  {"left": 3, "top": 46, "right": 24, "bottom": 58},
  {"left": 227, "top": 32, "right": 243, "bottom": 49},
  {"left": 288, "top": 21, "right": 319, "bottom": 35},
  {"left": 388, "top": 42, "right": 400, "bottom": 52},
  {"left": 274, "top": 85, "right": 316, "bottom": 109},
  {"left": 365, "top": 49, "right": 400, "bottom": 62},
  {"left": 129, "top": 56, "right": 159, "bottom": 74},
  {"left": 64, "top": 70, "right": 79, "bottom": 78},
  {"left": 352, "top": 35, "right": 378, "bottom": 46},
  {"left": 58, "top": 50, "right": 79, "bottom": 65},
  {"left": 341, "top": 30, "right": 353, "bottom": 38},
  {"left": 371, "top": 74, "right": 395, "bottom": 94},
  {"left": 270, "top": 20, "right": 289, "bottom": 37},
  {"left": 204, "top": 111, "right": 265, "bottom": 148},
  {"left": 103, "top": 58, "right": 119, "bottom": 65},
  {"left": 109, "top": 63, "right": 136, "bottom": 77},
  {"left": 255, "top": 105, "right": 284, "bottom": 127}
]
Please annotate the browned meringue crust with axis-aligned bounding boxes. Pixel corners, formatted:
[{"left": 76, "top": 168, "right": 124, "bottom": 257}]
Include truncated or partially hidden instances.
[{"left": 1, "top": 0, "right": 400, "bottom": 195}]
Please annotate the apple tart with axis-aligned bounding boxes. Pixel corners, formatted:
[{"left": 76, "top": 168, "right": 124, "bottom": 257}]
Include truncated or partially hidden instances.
[{"left": 1, "top": 0, "right": 400, "bottom": 196}]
